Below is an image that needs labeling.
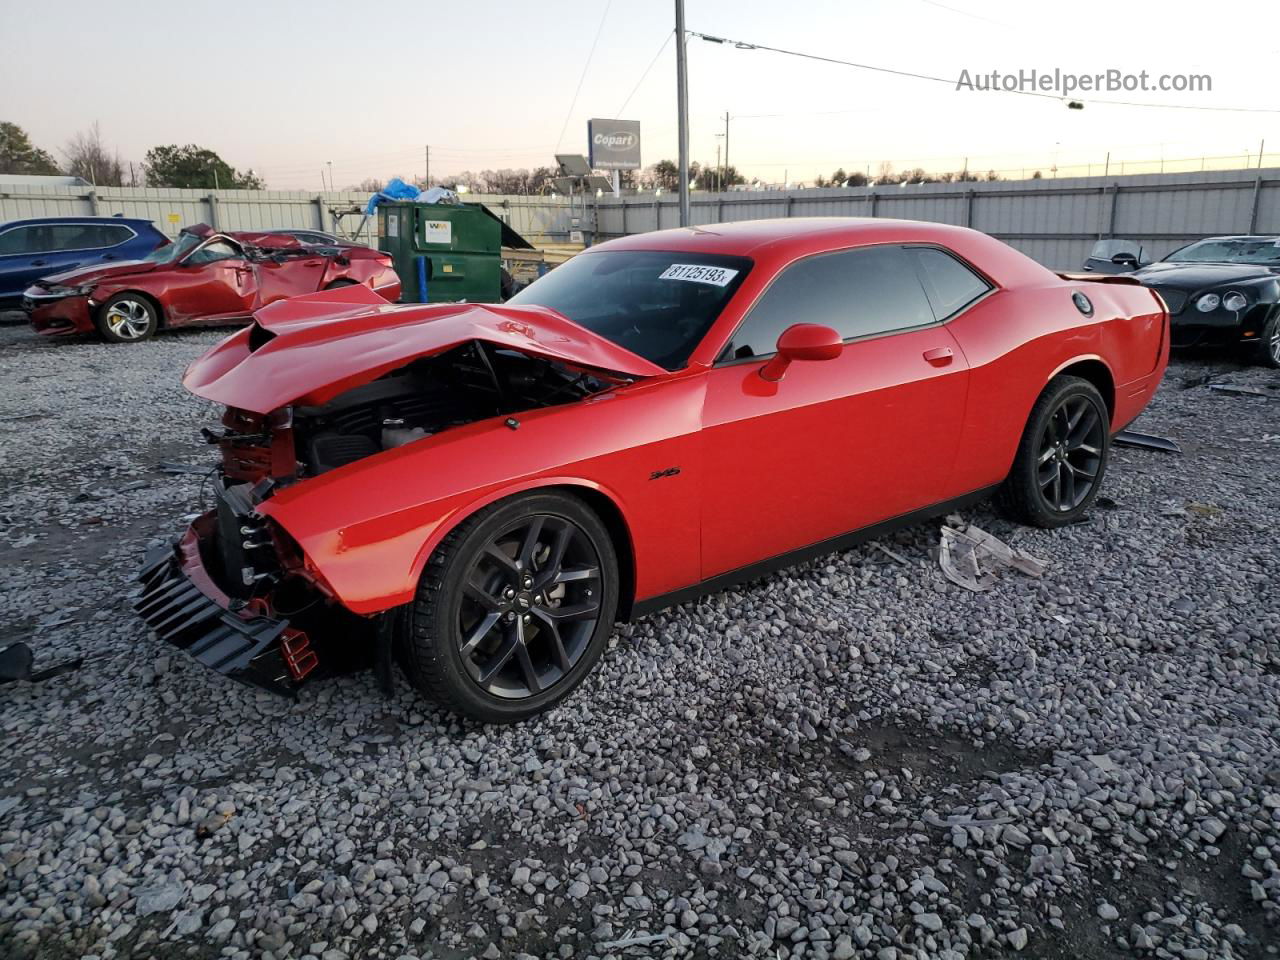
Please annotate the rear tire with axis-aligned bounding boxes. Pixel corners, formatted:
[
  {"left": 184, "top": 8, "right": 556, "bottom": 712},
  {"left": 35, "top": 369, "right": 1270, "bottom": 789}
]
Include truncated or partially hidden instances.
[
  {"left": 324, "top": 279, "right": 356, "bottom": 290},
  {"left": 95, "top": 293, "right": 158, "bottom": 344},
  {"left": 401, "top": 491, "right": 619, "bottom": 723},
  {"left": 996, "top": 376, "right": 1110, "bottom": 528},
  {"left": 1253, "top": 312, "right": 1280, "bottom": 368}
]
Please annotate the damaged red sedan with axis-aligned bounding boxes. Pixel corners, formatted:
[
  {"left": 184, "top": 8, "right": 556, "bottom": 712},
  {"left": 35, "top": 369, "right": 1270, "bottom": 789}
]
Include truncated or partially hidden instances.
[
  {"left": 136, "top": 218, "right": 1168, "bottom": 721},
  {"left": 25, "top": 224, "right": 400, "bottom": 343}
]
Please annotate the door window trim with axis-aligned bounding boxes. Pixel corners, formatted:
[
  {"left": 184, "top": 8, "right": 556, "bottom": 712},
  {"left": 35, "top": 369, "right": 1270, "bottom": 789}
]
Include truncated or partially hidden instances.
[
  {"left": 0, "top": 222, "right": 139, "bottom": 256},
  {"left": 713, "top": 240, "right": 998, "bottom": 366}
]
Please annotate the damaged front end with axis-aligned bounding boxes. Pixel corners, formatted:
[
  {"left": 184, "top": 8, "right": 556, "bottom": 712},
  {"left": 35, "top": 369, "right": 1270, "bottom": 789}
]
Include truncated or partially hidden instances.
[{"left": 137, "top": 288, "right": 645, "bottom": 697}]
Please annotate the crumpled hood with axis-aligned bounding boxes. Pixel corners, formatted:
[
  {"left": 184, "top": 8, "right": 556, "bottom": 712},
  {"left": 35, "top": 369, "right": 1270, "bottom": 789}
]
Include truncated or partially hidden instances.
[
  {"left": 183, "top": 284, "right": 666, "bottom": 413},
  {"left": 38, "top": 260, "right": 160, "bottom": 287},
  {"left": 1134, "top": 261, "right": 1280, "bottom": 290}
]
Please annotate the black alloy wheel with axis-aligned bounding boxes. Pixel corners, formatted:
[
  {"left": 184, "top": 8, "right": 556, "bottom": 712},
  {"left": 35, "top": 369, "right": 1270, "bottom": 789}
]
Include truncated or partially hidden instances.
[
  {"left": 402, "top": 492, "right": 618, "bottom": 722},
  {"left": 997, "top": 375, "right": 1110, "bottom": 528},
  {"left": 1036, "top": 394, "right": 1105, "bottom": 513},
  {"left": 458, "top": 514, "right": 603, "bottom": 698}
]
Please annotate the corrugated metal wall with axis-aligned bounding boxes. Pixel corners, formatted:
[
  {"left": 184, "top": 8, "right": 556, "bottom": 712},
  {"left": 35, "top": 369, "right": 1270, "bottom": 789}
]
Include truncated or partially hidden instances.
[
  {"left": 593, "top": 168, "right": 1280, "bottom": 269},
  {"left": 3, "top": 169, "right": 1275, "bottom": 268},
  {"left": 0, "top": 186, "right": 578, "bottom": 245}
]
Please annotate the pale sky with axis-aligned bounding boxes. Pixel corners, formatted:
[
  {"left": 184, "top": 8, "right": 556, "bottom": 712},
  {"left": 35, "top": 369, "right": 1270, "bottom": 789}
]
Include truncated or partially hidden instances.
[{"left": 2, "top": 0, "right": 1277, "bottom": 189}]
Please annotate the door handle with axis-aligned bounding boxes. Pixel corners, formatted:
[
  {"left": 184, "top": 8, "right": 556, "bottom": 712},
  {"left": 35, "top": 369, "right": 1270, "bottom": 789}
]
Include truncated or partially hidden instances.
[
  {"left": 923, "top": 346, "right": 954, "bottom": 365},
  {"left": 30, "top": 259, "right": 46, "bottom": 267}
]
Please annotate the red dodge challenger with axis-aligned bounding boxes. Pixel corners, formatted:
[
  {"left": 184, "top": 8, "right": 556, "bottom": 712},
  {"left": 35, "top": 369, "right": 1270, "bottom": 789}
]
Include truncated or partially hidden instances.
[
  {"left": 136, "top": 218, "right": 1168, "bottom": 721},
  {"left": 25, "top": 223, "right": 400, "bottom": 343}
]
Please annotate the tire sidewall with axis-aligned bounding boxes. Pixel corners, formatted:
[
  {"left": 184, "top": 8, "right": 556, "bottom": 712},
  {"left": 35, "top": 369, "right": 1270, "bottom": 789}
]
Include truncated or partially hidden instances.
[
  {"left": 95, "top": 293, "right": 158, "bottom": 344},
  {"left": 1013, "top": 377, "right": 1110, "bottom": 527},
  {"left": 417, "top": 492, "right": 619, "bottom": 721}
]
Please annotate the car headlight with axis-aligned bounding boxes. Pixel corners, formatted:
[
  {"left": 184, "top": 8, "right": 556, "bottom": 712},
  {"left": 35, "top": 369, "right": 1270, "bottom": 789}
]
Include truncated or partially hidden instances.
[
  {"left": 1222, "top": 291, "right": 1248, "bottom": 312},
  {"left": 1195, "top": 293, "right": 1221, "bottom": 312},
  {"left": 44, "top": 283, "right": 95, "bottom": 297}
]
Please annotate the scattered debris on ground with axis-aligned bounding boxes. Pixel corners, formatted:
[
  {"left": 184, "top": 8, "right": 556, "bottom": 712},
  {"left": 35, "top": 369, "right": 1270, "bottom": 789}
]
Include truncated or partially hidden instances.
[{"left": 937, "top": 518, "right": 1048, "bottom": 592}]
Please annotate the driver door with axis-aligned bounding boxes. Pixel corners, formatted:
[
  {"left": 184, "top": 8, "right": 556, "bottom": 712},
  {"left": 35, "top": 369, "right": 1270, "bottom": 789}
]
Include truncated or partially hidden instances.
[
  {"left": 698, "top": 244, "right": 972, "bottom": 579},
  {"left": 165, "top": 239, "right": 257, "bottom": 322}
]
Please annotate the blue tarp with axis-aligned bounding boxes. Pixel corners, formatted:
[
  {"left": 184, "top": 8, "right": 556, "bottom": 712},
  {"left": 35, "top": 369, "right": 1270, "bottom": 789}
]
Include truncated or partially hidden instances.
[{"left": 364, "top": 179, "right": 460, "bottom": 216}]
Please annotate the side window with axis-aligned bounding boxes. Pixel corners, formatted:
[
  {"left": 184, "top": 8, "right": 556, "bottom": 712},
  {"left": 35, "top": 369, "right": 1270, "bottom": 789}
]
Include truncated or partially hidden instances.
[
  {"left": 724, "top": 245, "right": 935, "bottom": 359},
  {"left": 186, "top": 240, "right": 242, "bottom": 265},
  {"left": 0, "top": 226, "right": 43, "bottom": 255},
  {"left": 913, "top": 248, "right": 990, "bottom": 319},
  {"left": 46, "top": 225, "right": 105, "bottom": 251},
  {"left": 94, "top": 224, "right": 134, "bottom": 247}
]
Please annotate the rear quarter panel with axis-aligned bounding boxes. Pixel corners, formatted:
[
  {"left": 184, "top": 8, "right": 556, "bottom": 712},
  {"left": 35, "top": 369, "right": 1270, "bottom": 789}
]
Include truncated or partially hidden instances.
[
  {"left": 945, "top": 279, "right": 1166, "bottom": 494},
  {"left": 260, "top": 374, "right": 706, "bottom": 615}
]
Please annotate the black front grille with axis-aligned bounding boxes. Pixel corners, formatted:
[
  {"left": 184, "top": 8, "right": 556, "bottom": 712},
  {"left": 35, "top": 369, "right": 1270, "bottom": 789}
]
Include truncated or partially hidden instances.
[{"left": 1152, "top": 287, "right": 1188, "bottom": 315}]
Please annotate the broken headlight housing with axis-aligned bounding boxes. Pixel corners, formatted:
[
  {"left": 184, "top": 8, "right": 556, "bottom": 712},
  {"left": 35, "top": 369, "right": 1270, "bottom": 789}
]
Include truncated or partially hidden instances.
[{"left": 43, "top": 283, "right": 96, "bottom": 297}]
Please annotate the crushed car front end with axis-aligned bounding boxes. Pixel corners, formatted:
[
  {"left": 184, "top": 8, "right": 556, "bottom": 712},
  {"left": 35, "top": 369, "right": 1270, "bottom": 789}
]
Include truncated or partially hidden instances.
[
  {"left": 134, "top": 285, "right": 660, "bottom": 697},
  {"left": 24, "top": 282, "right": 96, "bottom": 335}
]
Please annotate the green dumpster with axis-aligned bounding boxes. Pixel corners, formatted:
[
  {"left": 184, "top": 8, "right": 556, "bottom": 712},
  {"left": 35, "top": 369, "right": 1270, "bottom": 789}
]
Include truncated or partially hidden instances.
[{"left": 378, "top": 202, "right": 520, "bottom": 304}]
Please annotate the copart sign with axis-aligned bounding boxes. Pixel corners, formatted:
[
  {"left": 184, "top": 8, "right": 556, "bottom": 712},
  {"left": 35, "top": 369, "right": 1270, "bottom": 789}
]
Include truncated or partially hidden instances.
[{"left": 587, "top": 119, "right": 641, "bottom": 171}]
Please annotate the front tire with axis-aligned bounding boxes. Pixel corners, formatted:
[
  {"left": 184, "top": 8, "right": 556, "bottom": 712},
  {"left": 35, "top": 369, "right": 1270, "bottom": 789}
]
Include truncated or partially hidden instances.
[
  {"left": 95, "top": 293, "right": 158, "bottom": 343},
  {"left": 997, "top": 375, "right": 1110, "bottom": 528},
  {"left": 1253, "top": 312, "right": 1280, "bottom": 368},
  {"left": 402, "top": 492, "right": 619, "bottom": 723}
]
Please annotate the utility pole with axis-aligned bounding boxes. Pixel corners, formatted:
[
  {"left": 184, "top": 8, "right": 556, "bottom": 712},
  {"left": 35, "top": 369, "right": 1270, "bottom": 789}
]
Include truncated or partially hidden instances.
[
  {"left": 425, "top": 145, "right": 430, "bottom": 186},
  {"left": 326, "top": 160, "right": 334, "bottom": 193},
  {"left": 715, "top": 143, "right": 721, "bottom": 193},
  {"left": 723, "top": 111, "right": 730, "bottom": 186},
  {"left": 1260, "top": 139, "right": 1266, "bottom": 169},
  {"left": 674, "top": 0, "right": 690, "bottom": 226}
]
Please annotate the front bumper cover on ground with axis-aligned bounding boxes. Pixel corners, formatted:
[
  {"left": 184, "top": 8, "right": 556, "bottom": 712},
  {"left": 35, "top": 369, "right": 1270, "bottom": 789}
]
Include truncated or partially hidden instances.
[{"left": 135, "top": 527, "right": 298, "bottom": 697}]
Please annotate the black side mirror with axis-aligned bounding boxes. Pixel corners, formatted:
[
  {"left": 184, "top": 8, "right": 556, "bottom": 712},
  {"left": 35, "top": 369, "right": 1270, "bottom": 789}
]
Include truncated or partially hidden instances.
[{"left": 1110, "top": 252, "right": 1139, "bottom": 267}]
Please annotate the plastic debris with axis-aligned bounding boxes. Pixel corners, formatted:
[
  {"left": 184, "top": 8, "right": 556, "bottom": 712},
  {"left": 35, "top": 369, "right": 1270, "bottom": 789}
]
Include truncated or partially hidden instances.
[
  {"left": 1113, "top": 429, "right": 1181, "bottom": 453},
  {"left": 1208, "top": 383, "right": 1278, "bottom": 399},
  {"left": 598, "top": 931, "right": 671, "bottom": 950},
  {"left": 938, "top": 521, "right": 1048, "bottom": 592},
  {"left": 872, "top": 542, "right": 910, "bottom": 565},
  {"left": 0, "top": 642, "right": 84, "bottom": 685}
]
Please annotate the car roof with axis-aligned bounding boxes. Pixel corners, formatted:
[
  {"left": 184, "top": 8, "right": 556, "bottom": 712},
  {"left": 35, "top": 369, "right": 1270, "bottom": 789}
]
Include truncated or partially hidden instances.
[
  {"left": 0, "top": 216, "right": 156, "bottom": 229},
  {"left": 1191, "top": 235, "right": 1280, "bottom": 242},
  {"left": 594, "top": 217, "right": 997, "bottom": 257}
]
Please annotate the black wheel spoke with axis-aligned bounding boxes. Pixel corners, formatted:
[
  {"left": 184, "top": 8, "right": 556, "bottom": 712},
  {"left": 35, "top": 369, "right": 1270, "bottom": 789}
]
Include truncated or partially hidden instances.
[
  {"left": 518, "top": 516, "right": 545, "bottom": 570},
  {"left": 460, "top": 610, "right": 502, "bottom": 657},
  {"left": 483, "top": 544, "right": 519, "bottom": 577},
  {"left": 513, "top": 641, "right": 542, "bottom": 694},
  {"left": 531, "top": 609, "right": 573, "bottom": 672},
  {"left": 534, "top": 522, "right": 573, "bottom": 589},
  {"left": 1068, "top": 405, "right": 1099, "bottom": 447},
  {"left": 1061, "top": 463, "right": 1077, "bottom": 509},
  {"left": 542, "top": 600, "right": 600, "bottom": 622},
  {"left": 1051, "top": 464, "right": 1063, "bottom": 508},
  {"left": 553, "top": 564, "right": 599, "bottom": 585},
  {"left": 477, "top": 621, "right": 522, "bottom": 686},
  {"left": 463, "top": 578, "right": 503, "bottom": 612}
]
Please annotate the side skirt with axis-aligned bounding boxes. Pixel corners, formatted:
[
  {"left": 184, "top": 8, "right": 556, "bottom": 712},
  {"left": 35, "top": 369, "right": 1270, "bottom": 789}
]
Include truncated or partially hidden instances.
[{"left": 629, "top": 485, "right": 998, "bottom": 620}]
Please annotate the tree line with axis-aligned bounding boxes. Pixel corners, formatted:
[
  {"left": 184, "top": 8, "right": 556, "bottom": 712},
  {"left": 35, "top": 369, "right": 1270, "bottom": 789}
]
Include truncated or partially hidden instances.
[{"left": 0, "top": 121, "right": 262, "bottom": 189}]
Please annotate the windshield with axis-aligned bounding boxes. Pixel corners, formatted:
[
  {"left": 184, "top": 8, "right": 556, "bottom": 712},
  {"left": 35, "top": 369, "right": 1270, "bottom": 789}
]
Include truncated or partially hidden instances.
[
  {"left": 1164, "top": 238, "right": 1280, "bottom": 266},
  {"left": 142, "top": 232, "right": 202, "bottom": 264},
  {"left": 508, "top": 250, "right": 752, "bottom": 370}
]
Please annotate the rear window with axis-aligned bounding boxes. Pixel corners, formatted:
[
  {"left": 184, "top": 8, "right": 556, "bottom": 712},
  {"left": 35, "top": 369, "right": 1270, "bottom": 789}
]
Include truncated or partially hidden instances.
[{"left": 509, "top": 250, "right": 752, "bottom": 370}]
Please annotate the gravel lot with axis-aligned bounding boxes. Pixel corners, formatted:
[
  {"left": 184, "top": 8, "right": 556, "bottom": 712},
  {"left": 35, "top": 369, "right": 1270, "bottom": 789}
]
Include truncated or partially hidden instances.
[{"left": 1, "top": 320, "right": 1278, "bottom": 960}]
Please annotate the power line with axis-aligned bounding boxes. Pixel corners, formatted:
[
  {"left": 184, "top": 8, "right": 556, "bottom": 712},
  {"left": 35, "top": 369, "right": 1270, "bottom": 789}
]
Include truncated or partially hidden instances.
[
  {"left": 616, "top": 29, "right": 673, "bottom": 117},
  {"left": 688, "top": 30, "right": 1280, "bottom": 114},
  {"left": 555, "top": 0, "right": 613, "bottom": 152}
]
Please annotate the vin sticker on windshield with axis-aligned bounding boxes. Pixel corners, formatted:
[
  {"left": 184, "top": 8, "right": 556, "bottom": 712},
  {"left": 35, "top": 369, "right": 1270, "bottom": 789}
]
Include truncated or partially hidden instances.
[{"left": 659, "top": 264, "right": 739, "bottom": 286}]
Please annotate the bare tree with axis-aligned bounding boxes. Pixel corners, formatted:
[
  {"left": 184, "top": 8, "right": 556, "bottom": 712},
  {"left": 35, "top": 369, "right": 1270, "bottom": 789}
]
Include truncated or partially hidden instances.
[{"left": 63, "top": 123, "right": 125, "bottom": 186}]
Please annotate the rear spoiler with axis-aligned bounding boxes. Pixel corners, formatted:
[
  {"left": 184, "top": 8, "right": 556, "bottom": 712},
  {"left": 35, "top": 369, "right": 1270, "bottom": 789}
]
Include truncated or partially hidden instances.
[{"left": 1056, "top": 272, "right": 1141, "bottom": 285}]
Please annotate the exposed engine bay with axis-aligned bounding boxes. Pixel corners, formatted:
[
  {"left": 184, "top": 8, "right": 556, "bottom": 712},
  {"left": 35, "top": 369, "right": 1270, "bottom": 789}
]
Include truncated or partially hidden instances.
[{"left": 211, "top": 341, "right": 621, "bottom": 485}]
